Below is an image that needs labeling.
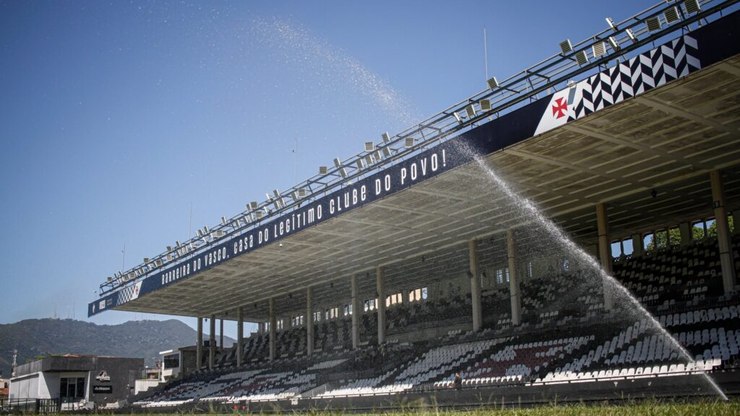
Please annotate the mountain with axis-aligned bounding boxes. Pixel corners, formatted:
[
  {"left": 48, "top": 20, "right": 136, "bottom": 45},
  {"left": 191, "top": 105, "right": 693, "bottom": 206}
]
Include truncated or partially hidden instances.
[{"left": 0, "top": 319, "right": 234, "bottom": 378}]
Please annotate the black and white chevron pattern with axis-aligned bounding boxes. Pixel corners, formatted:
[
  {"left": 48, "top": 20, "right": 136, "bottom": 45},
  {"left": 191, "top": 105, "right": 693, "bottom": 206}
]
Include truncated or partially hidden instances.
[{"left": 572, "top": 35, "right": 700, "bottom": 119}]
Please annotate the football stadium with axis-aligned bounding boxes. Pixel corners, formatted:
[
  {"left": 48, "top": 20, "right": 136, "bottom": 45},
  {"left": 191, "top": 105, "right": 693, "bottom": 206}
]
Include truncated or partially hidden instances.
[{"left": 79, "top": 0, "right": 739, "bottom": 412}]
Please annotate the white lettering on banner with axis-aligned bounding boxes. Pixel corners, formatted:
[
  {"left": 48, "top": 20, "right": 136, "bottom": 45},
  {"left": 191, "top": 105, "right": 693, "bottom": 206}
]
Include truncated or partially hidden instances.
[{"left": 109, "top": 147, "right": 453, "bottom": 312}]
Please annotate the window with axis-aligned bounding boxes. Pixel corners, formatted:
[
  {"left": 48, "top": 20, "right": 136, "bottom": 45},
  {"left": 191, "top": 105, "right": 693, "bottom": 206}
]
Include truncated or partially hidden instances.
[
  {"left": 163, "top": 354, "right": 179, "bottom": 369},
  {"left": 363, "top": 298, "right": 377, "bottom": 312},
  {"left": 60, "top": 377, "right": 86, "bottom": 401},
  {"left": 386, "top": 292, "right": 403, "bottom": 307}
]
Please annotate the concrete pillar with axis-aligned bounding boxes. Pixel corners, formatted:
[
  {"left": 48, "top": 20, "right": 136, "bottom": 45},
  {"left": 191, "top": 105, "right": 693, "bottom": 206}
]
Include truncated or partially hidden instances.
[
  {"left": 376, "top": 266, "right": 386, "bottom": 345},
  {"left": 632, "top": 233, "right": 643, "bottom": 257},
  {"left": 351, "top": 274, "right": 360, "bottom": 349},
  {"left": 219, "top": 319, "right": 224, "bottom": 353},
  {"left": 679, "top": 222, "right": 692, "bottom": 247},
  {"left": 268, "top": 298, "right": 276, "bottom": 361},
  {"left": 196, "top": 317, "right": 203, "bottom": 370},
  {"left": 507, "top": 230, "right": 522, "bottom": 326},
  {"left": 306, "top": 287, "right": 314, "bottom": 357},
  {"left": 468, "top": 240, "right": 482, "bottom": 332},
  {"left": 208, "top": 316, "right": 216, "bottom": 369},
  {"left": 236, "top": 307, "right": 243, "bottom": 367},
  {"left": 596, "top": 203, "right": 614, "bottom": 310},
  {"left": 711, "top": 171, "right": 737, "bottom": 294}
]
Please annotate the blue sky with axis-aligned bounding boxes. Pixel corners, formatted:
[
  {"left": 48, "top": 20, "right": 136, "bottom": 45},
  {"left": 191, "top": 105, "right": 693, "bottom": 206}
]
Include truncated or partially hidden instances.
[{"left": 0, "top": 0, "right": 656, "bottom": 338}]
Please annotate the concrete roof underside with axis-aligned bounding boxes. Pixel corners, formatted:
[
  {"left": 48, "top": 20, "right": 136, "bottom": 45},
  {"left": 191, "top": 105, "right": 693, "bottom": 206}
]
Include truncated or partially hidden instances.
[{"left": 116, "top": 55, "right": 740, "bottom": 323}]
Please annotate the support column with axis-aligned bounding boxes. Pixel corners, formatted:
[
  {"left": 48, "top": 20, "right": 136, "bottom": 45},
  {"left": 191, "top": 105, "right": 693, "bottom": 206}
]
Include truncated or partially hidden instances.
[
  {"left": 306, "top": 287, "right": 314, "bottom": 357},
  {"left": 196, "top": 317, "right": 203, "bottom": 371},
  {"left": 596, "top": 203, "right": 615, "bottom": 310},
  {"left": 236, "top": 307, "right": 244, "bottom": 367},
  {"left": 679, "top": 222, "right": 692, "bottom": 247},
  {"left": 208, "top": 316, "right": 215, "bottom": 369},
  {"left": 376, "top": 266, "right": 386, "bottom": 345},
  {"left": 219, "top": 319, "right": 224, "bottom": 354},
  {"left": 632, "top": 233, "right": 644, "bottom": 257},
  {"left": 268, "top": 298, "right": 276, "bottom": 361},
  {"left": 351, "top": 274, "right": 360, "bottom": 349},
  {"left": 507, "top": 230, "right": 522, "bottom": 326},
  {"left": 468, "top": 240, "right": 482, "bottom": 332},
  {"left": 711, "top": 171, "right": 737, "bottom": 294}
]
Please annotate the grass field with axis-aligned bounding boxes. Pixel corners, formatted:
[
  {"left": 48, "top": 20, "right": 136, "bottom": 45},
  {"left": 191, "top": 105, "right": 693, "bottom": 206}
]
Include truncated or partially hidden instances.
[
  {"left": 295, "top": 400, "right": 737, "bottom": 415},
  {"left": 158, "top": 399, "right": 739, "bottom": 416}
]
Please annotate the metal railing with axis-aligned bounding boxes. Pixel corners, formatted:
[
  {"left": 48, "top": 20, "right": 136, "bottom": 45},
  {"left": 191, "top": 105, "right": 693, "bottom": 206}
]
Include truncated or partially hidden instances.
[{"left": 98, "top": 0, "right": 737, "bottom": 296}]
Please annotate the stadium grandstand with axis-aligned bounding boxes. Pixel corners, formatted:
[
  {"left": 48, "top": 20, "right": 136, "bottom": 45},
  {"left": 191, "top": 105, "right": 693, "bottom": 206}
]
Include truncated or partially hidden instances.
[{"left": 88, "top": 0, "right": 740, "bottom": 411}]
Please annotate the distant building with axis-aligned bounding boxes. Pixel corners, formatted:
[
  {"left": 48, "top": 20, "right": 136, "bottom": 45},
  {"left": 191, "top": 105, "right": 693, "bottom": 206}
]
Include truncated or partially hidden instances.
[
  {"left": 9, "top": 355, "right": 143, "bottom": 408},
  {"left": 0, "top": 377, "right": 9, "bottom": 398}
]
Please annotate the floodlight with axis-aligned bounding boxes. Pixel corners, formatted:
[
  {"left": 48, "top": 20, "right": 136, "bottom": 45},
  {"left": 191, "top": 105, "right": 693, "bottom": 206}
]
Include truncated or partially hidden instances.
[
  {"left": 356, "top": 159, "right": 365, "bottom": 170},
  {"left": 486, "top": 77, "right": 499, "bottom": 89},
  {"left": 684, "top": 0, "right": 700, "bottom": 14},
  {"left": 155, "top": 259, "right": 163, "bottom": 267},
  {"left": 364, "top": 142, "right": 374, "bottom": 152},
  {"left": 592, "top": 42, "right": 606, "bottom": 58},
  {"left": 144, "top": 257, "right": 150, "bottom": 263},
  {"left": 646, "top": 16, "right": 661, "bottom": 31},
  {"left": 606, "top": 17, "right": 616, "bottom": 30},
  {"left": 365, "top": 154, "right": 374, "bottom": 166},
  {"left": 256, "top": 210, "right": 264, "bottom": 219},
  {"left": 203, "top": 226, "right": 209, "bottom": 234},
  {"left": 665, "top": 7, "right": 680, "bottom": 23},
  {"left": 167, "top": 254, "right": 173, "bottom": 261},
  {"left": 319, "top": 166, "right": 328, "bottom": 175},
  {"left": 333, "top": 158, "right": 342, "bottom": 168},
  {"left": 453, "top": 112, "right": 462, "bottom": 123},
  {"left": 249, "top": 201, "right": 258, "bottom": 211},
  {"left": 298, "top": 188, "right": 307, "bottom": 197},
  {"left": 166, "top": 245, "right": 172, "bottom": 252},
  {"left": 465, "top": 104, "right": 477, "bottom": 118},
  {"left": 560, "top": 39, "right": 573, "bottom": 54},
  {"left": 175, "top": 240, "right": 181, "bottom": 247},
  {"left": 382, "top": 132, "right": 391, "bottom": 143},
  {"left": 221, "top": 216, "right": 227, "bottom": 226},
  {"left": 213, "top": 230, "right": 224, "bottom": 238},
  {"left": 575, "top": 50, "right": 588, "bottom": 65},
  {"left": 608, "top": 36, "right": 619, "bottom": 51},
  {"left": 625, "top": 28, "right": 637, "bottom": 43},
  {"left": 480, "top": 99, "right": 491, "bottom": 111},
  {"left": 382, "top": 147, "right": 391, "bottom": 158},
  {"left": 107, "top": 276, "right": 113, "bottom": 282},
  {"left": 338, "top": 168, "right": 347, "bottom": 178}
]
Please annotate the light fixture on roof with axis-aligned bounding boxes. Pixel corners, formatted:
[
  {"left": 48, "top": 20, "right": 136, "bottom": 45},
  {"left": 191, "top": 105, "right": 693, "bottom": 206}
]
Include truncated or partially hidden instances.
[
  {"left": 382, "top": 132, "right": 391, "bottom": 144},
  {"left": 221, "top": 216, "right": 227, "bottom": 226},
  {"left": 487, "top": 77, "right": 499, "bottom": 89},
  {"left": 575, "top": 50, "right": 588, "bottom": 65},
  {"left": 606, "top": 17, "right": 616, "bottom": 30},
  {"left": 166, "top": 245, "right": 172, "bottom": 252},
  {"left": 298, "top": 188, "right": 307, "bottom": 198},
  {"left": 365, "top": 154, "right": 375, "bottom": 166},
  {"left": 319, "top": 166, "right": 328, "bottom": 175},
  {"left": 356, "top": 159, "right": 365, "bottom": 170},
  {"left": 684, "top": 0, "right": 700, "bottom": 14},
  {"left": 560, "top": 39, "right": 573, "bottom": 54},
  {"left": 404, "top": 137, "right": 414, "bottom": 148},
  {"left": 665, "top": 7, "right": 680, "bottom": 23},
  {"left": 465, "top": 104, "right": 477, "bottom": 118},
  {"left": 625, "top": 28, "right": 637, "bottom": 43},
  {"left": 592, "top": 42, "right": 606, "bottom": 58},
  {"left": 381, "top": 147, "right": 391, "bottom": 158},
  {"left": 453, "top": 112, "right": 462, "bottom": 124},
  {"left": 646, "top": 16, "right": 661, "bottom": 31},
  {"left": 333, "top": 158, "right": 347, "bottom": 178},
  {"left": 480, "top": 99, "right": 491, "bottom": 112},
  {"left": 249, "top": 201, "right": 258, "bottom": 211},
  {"left": 364, "top": 142, "right": 374, "bottom": 152},
  {"left": 144, "top": 257, "right": 150, "bottom": 263},
  {"left": 608, "top": 36, "right": 620, "bottom": 51},
  {"left": 256, "top": 210, "right": 264, "bottom": 219},
  {"left": 155, "top": 259, "right": 163, "bottom": 267}
]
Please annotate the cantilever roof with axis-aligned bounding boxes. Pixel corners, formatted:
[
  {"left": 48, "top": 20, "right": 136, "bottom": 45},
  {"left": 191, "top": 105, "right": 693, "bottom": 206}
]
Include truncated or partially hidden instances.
[{"left": 89, "top": 8, "right": 740, "bottom": 323}]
